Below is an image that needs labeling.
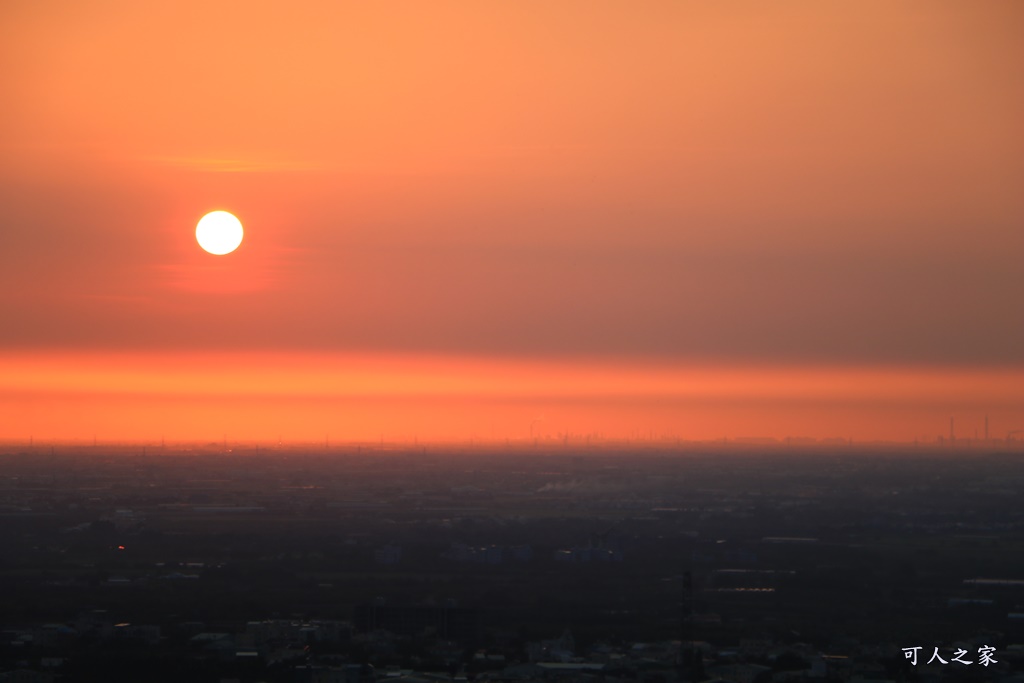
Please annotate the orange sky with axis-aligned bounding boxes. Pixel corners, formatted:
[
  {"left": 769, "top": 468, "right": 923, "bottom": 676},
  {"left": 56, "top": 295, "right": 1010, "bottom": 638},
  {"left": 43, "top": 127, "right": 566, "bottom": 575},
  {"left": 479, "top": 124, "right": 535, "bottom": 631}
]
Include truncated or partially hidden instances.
[{"left": 1, "top": 1, "right": 1022, "bottom": 442}]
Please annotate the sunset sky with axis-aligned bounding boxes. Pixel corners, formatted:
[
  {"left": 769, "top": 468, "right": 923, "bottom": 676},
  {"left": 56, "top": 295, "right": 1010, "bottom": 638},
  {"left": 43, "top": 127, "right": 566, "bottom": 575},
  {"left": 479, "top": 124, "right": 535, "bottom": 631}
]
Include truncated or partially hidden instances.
[{"left": 2, "top": 1, "right": 1022, "bottom": 443}]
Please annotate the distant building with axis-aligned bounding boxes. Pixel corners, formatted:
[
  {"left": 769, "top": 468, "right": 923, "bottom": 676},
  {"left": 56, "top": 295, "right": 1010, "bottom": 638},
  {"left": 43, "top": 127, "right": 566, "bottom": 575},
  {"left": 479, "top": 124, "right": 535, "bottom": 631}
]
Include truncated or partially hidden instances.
[
  {"left": 353, "top": 601, "right": 481, "bottom": 642},
  {"left": 526, "top": 629, "right": 575, "bottom": 662}
]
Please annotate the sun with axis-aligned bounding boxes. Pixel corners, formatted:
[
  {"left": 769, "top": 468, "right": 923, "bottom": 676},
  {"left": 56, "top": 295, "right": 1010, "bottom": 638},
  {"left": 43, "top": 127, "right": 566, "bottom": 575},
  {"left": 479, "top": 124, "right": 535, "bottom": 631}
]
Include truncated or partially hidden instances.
[{"left": 196, "top": 211, "right": 244, "bottom": 255}]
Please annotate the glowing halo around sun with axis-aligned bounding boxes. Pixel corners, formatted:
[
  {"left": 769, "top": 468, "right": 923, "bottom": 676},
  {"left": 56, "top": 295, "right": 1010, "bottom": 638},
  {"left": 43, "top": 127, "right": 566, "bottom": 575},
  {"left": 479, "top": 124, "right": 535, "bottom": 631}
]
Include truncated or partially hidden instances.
[{"left": 195, "top": 211, "right": 244, "bottom": 255}]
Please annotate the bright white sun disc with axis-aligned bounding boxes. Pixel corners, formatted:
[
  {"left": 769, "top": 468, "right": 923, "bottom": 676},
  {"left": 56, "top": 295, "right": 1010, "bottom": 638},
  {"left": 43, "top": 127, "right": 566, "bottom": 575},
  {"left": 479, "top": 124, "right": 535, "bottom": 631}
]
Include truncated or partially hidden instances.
[{"left": 196, "top": 211, "right": 243, "bottom": 255}]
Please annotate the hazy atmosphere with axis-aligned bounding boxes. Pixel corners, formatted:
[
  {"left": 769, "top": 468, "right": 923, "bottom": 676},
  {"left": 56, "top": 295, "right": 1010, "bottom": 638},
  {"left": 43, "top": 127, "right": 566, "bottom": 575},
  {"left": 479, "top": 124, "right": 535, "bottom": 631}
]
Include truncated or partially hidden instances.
[{"left": 2, "top": 1, "right": 1023, "bottom": 441}]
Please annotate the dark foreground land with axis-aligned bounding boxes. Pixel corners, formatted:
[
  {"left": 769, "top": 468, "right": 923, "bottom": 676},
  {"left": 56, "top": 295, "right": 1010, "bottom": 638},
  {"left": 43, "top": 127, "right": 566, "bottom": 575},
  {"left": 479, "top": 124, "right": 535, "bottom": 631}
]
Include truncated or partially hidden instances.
[{"left": 0, "top": 442, "right": 1022, "bottom": 682}]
